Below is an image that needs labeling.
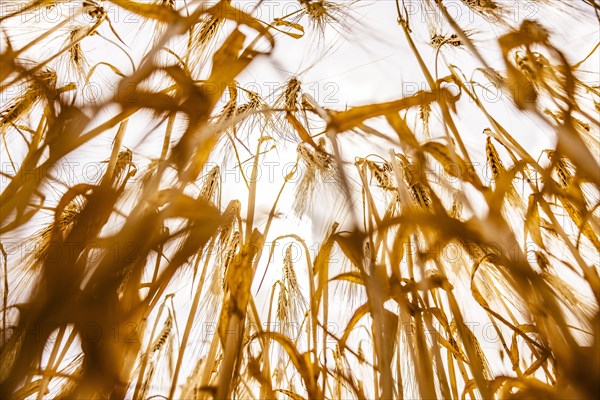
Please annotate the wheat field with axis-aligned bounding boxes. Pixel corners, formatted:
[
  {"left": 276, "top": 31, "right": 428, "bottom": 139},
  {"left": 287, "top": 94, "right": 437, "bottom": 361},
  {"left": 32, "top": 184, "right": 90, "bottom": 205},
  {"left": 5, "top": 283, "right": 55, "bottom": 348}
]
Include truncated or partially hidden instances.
[{"left": 0, "top": 0, "right": 599, "bottom": 399}]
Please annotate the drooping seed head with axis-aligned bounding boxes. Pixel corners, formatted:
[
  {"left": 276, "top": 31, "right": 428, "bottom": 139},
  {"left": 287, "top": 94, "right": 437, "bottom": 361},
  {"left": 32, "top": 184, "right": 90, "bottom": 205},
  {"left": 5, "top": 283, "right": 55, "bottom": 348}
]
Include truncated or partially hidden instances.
[
  {"left": 283, "top": 245, "right": 299, "bottom": 292},
  {"left": 82, "top": 0, "right": 106, "bottom": 20},
  {"left": 284, "top": 77, "right": 302, "bottom": 112},
  {"left": 152, "top": 314, "right": 172, "bottom": 353},
  {"left": 221, "top": 230, "right": 240, "bottom": 290},
  {"left": 199, "top": 165, "right": 220, "bottom": 202},
  {"left": 485, "top": 136, "right": 506, "bottom": 183}
]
